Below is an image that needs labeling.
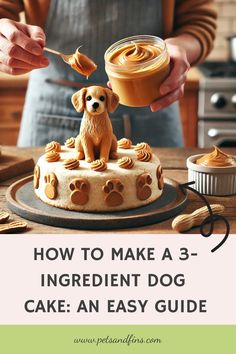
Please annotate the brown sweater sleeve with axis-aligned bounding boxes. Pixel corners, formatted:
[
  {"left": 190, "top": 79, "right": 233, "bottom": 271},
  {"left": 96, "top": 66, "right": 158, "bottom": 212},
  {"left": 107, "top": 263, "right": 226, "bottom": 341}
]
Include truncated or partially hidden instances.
[
  {"left": 0, "top": 0, "right": 23, "bottom": 21},
  {"left": 173, "top": 0, "right": 218, "bottom": 63}
]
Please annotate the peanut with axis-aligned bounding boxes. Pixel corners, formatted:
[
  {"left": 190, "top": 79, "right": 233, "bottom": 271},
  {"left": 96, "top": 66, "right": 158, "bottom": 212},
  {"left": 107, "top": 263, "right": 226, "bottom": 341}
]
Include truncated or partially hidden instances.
[
  {"left": 0, "top": 221, "right": 28, "bottom": 234},
  {"left": 172, "top": 204, "right": 225, "bottom": 232},
  {"left": 0, "top": 211, "right": 10, "bottom": 224}
]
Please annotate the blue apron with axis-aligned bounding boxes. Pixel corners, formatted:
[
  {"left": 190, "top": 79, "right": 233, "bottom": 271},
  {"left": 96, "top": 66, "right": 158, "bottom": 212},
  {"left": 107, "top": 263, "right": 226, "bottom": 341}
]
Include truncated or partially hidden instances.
[{"left": 18, "top": 0, "right": 183, "bottom": 147}]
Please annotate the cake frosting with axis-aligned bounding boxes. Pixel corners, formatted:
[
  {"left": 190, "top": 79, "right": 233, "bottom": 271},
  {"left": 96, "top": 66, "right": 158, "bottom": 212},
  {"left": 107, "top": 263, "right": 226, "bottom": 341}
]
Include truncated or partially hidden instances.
[{"left": 34, "top": 141, "right": 164, "bottom": 212}]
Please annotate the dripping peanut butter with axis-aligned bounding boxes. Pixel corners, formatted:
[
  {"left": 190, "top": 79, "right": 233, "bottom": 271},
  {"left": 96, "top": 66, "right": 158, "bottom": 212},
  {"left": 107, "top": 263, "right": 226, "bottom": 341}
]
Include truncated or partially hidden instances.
[
  {"left": 69, "top": 48, "right": 97, "bottom": 77},
  {"left": 105, "top": 35, "right": 170, "bottom": 107}
]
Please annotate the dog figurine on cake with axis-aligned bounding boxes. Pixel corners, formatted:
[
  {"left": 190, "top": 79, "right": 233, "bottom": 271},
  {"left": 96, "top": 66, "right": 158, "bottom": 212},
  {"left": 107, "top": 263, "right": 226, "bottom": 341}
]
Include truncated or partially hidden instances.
[{"left": 71, "top": 86, "right": 119, "bottom": 162}]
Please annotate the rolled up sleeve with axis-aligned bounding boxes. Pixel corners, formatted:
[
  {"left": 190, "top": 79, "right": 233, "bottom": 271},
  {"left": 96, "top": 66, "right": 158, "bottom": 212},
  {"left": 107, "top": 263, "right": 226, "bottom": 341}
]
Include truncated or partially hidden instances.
[
  {"left": 0, "top": 0, "right": 23, "bottom": 21},
  {"left": 173, "top": 0, "right": 218, "bottom": 63}
]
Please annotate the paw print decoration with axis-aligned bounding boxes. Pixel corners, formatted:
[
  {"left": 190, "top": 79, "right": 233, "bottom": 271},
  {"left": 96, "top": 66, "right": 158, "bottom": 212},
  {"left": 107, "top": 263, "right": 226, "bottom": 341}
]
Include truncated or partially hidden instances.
[
  {"left": 103, "top": 179, "right": 124, "bottom": 207},
  {"left": 34, "top": 165, "right": 40, "bottom": 189},
  {"left": 136, "top": 173, "right": 152, "bottom": 200},
  {"left": 44, "top": 173, "right": 58, "bottom": 200},
  {"left": 156, "top": 165, "right": 164, "bottom": 190},
  {"left": 69, "top": 179, "right": 90, "bottom": 205}
]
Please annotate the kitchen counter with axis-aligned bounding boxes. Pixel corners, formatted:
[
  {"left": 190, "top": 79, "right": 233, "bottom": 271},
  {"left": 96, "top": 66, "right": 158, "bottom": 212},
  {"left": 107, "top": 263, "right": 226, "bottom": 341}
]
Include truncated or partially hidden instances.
[
  {"left": 0, "top": 72, "right": 28, "bottom": 88},
  {"left": 185, "top": 67, "right": 202, "bottom": 89},
  {"left": 0, "top": 146, "right": 235, "bottom": 234}
]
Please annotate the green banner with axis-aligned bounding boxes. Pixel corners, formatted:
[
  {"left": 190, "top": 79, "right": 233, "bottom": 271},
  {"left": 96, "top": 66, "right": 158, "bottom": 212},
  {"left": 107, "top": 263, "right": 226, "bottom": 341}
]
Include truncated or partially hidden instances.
[{"left": 0, "top": 325, "right": 235, "bottom": 354}]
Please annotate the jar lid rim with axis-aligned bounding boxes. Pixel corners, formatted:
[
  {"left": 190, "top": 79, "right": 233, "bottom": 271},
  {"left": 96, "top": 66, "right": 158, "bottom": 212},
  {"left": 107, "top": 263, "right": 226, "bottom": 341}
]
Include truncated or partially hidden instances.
[{"left": 104, "top": 35, "right": 167, "bottom": 70}]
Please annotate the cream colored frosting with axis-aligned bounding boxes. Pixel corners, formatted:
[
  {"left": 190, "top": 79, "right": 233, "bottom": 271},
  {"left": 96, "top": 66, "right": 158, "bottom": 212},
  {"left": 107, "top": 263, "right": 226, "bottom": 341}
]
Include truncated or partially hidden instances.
[
  {"left": 117, "top": 156, "right": 134, "bottom": 169},
  {"left": 136, "top": 150, "right": 152, "bottom": 162},
  {"left": 63, "top": 158, "right": 80, "bottom": 170},
  {"left": 45, "top": 151, "right": 60, "bottom": 162},
  {"left": 196, "top": 146, "right": 235, "bottom": 167},
  {"left": 118, "top": 138, "right": 132, "bottom": 149},
  {"left": 65, "top": 137, "right": 75, "bottom": 148},
  {"left": 90, "top": 159, "right": 107, "bottom": 172},
  {"left": 45, "top": 141, "right": 61, "bottom": 153},
  {"left": 134, "top": 142, "right": 152, "bottom": 153}
]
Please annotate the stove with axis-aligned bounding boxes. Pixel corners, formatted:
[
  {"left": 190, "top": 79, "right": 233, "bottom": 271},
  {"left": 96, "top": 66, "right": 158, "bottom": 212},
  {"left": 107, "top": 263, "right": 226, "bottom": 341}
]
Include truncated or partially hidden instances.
[
  {"left": 199, "top": 61, "right": 236, "bottom": 78},
  {"left": 198, "top": 61, "right": 236, "bottom": 147}
]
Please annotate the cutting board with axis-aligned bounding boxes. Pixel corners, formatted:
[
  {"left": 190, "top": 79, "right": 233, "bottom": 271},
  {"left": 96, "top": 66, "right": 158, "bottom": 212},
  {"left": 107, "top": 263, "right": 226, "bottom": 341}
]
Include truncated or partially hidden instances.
[{"left": 0, "top": 152, "right": 34, "bottom": 182}]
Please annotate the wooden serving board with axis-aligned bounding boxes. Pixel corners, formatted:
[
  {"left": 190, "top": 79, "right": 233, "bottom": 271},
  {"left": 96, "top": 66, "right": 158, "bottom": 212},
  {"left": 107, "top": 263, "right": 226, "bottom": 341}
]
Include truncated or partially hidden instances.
[
  {"left": 0, "top": 153, "right": 34, "bottom": 182},
  {"left": 6, "top": 176, "right": 188, "bottom": 230}
]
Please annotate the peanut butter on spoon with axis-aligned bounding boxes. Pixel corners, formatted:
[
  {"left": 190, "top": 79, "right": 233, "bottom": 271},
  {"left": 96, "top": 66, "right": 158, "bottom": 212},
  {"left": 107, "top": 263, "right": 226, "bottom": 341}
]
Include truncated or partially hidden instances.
[
  {"left": 196, "top": 146, "right": 235, "bottom": 167},
  {"left": 44, "top": 46, "right": 97, "bottom": 78},
  {"left": 68, "top": 47, "right": 97, "bottom": 77}
]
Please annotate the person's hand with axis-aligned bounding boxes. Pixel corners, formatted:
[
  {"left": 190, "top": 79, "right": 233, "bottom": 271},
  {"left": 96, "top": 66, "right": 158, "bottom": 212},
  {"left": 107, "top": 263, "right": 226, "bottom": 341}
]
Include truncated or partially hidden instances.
[
  {"left": 150, "top": 41, "right": 190, "bottom": 112},
  {"left": 0, "top": 19, "right": 49, "bottom": 75}
]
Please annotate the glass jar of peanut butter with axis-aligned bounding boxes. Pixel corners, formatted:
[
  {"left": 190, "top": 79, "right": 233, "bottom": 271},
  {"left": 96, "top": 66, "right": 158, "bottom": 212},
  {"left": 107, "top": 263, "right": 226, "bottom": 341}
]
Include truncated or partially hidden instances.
[{"left": 105, "top": 35, "right": 170, "bottom": 107}]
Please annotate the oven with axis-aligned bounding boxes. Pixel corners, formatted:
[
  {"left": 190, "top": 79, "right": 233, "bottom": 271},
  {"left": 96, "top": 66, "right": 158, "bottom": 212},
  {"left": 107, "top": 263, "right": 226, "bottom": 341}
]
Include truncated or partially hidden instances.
[{"left": 198, "top": 61, "right": 236, "bottom": 147}]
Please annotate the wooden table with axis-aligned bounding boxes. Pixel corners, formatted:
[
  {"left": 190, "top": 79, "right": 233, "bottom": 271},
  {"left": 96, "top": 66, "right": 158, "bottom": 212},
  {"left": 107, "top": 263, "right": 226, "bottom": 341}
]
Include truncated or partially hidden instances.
[{"left": 0, "top": 146, "right": 235, "bottom": 234}]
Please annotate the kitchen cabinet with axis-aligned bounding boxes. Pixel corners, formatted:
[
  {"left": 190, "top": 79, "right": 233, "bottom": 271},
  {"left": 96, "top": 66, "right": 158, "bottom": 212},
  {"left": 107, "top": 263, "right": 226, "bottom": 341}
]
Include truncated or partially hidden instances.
[
  {"left": 0, "top": 73, "right": 28, "bottom": 145},
  {"left": 0, "top": 69, "right": 200, "bottom": 147},
  {"left": 179, "top": 68, "right": 200, "bottom": 147}
]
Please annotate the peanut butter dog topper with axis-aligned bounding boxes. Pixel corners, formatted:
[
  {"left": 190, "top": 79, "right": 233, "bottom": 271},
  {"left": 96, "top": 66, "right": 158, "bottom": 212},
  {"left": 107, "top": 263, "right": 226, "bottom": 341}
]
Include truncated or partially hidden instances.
[{"left": 71, "top": 86, "right": 119, "bottom": 163}]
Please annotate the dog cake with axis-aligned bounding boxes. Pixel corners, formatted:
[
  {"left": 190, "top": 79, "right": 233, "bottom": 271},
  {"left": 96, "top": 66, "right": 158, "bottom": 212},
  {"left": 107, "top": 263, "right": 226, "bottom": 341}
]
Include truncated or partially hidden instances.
[{"left": 34, "top": 86, "right": 164, "bottom": 211}]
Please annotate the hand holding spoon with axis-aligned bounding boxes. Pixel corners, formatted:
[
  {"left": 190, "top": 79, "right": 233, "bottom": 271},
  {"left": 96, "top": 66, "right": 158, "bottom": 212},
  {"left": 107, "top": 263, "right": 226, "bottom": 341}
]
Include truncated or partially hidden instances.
[
  {"left": 44, "top": 46, "right": 82, "bottom": 64},
  {"left": 44, "top": 46, "right": 97, "bottom": 77}
]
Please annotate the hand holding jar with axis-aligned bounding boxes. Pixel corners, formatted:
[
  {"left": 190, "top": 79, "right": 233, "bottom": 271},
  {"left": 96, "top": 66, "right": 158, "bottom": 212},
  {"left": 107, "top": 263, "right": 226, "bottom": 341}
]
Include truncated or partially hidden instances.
[
  {"left": 150, "top": 39, "right": 190, "bottom": 112},
  {"left": 105, "top": 35, "right": 171, "bottom": 107},
  {"left": 105, "top": 35, "right": 195, "bottom": 112}
]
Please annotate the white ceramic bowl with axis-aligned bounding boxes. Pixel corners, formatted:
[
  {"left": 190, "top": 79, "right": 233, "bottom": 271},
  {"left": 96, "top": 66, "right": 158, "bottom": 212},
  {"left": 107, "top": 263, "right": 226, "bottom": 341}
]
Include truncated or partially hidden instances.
[{"left": 187, "top": 154, "right": 236, "bottom": 196}]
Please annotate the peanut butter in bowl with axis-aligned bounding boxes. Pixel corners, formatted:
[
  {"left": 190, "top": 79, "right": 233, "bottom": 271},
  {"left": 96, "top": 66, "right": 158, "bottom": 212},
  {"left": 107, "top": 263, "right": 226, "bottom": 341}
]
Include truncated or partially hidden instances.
[
  {"left": 105, "top": 35, "right": 170, "bottom": 107},
  {"left": 187, "top": 146, "right": 236, "bottom": 196},
  {"left": 196, "top": 146, "right": 236, "bottom": 167}
]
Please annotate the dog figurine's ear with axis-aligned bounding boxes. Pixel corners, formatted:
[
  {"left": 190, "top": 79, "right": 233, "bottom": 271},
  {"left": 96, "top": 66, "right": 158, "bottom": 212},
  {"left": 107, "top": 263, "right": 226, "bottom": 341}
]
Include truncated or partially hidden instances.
[
  {"left": 71, "top": 88, "right": 87, "bottom": 112},
  {"left": 104, "top": 88, "right": 119, "bottom": 113}
]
